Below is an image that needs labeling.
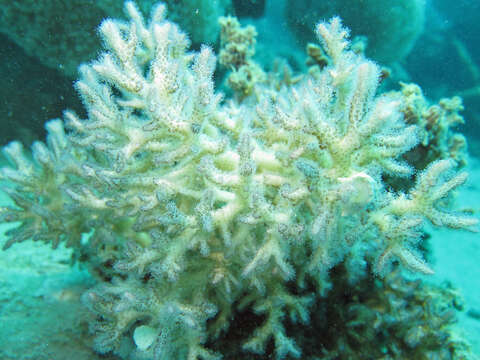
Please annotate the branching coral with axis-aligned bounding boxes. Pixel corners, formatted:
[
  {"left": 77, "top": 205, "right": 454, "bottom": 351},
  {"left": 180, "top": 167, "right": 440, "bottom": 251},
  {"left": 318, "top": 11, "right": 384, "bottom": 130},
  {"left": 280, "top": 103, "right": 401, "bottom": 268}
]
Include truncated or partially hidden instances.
[
  {"left": 398, "top": 82, "right": 469, "bottom": 169},
  {"left": 285, "top": 0, "right": 426, "bottom": 63},
  {"left": 0, "top": 0, "right": 231, "bottom": 77},
  {"left": 0, "top": 2, "right": 476, "bottom": 359},
  {"left": 218, "top": 16, "right": 266, "bottom": 100}
]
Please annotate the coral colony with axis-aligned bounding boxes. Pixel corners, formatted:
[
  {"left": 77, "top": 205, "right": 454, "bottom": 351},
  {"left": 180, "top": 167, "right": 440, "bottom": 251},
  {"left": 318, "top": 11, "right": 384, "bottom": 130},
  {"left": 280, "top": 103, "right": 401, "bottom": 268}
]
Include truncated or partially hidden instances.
[{"left": 0, "top": 2, "right": 477, "bottom": 359}]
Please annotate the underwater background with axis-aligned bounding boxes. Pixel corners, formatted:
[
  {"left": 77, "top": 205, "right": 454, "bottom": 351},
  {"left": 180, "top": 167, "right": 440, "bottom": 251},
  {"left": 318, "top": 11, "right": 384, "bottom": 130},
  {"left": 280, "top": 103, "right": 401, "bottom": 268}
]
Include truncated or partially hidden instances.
[{"left": 0, "top": 0, "right": 479, "bottom": 359}]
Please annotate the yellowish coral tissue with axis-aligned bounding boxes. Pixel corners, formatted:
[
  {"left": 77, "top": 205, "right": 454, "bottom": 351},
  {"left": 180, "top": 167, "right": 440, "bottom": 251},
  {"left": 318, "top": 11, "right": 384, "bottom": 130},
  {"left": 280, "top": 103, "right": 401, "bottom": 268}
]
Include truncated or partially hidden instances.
[{"left": 0, "top": 2, "right": 477, "bottom": 359}]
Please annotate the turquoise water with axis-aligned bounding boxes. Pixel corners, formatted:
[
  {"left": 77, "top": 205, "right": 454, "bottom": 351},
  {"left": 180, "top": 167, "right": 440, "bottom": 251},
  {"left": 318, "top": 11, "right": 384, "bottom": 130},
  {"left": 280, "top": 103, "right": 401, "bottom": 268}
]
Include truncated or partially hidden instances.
[{"left": 0, "top": 1, "right": 479, "bottom": 359}]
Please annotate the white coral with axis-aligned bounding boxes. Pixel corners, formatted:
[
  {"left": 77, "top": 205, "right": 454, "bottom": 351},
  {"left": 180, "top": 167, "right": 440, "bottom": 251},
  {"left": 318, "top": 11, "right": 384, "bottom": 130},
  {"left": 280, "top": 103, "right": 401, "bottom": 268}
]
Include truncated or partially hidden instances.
[{"left": 0, "top": 2, "right": 476, "bottom": 359}]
